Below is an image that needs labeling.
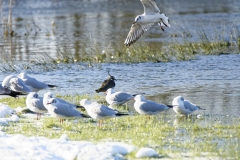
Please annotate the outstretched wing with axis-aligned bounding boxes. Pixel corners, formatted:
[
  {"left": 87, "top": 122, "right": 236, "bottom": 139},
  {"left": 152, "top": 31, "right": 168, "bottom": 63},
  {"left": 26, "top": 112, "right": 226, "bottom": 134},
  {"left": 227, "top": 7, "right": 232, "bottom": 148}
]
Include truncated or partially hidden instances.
[
  {"left": 124, "top": 22, "right": 154, "bottom": 46},
  {"left": 140, "top": 0, "right": 160, "bottom": 14}
]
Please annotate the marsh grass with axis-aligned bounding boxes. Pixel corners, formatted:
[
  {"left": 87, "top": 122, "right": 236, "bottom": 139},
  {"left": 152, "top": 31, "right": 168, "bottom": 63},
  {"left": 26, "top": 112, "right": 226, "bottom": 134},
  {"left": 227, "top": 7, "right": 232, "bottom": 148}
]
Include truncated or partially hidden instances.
[
  {"left": 0, "top": 27, "right": 239, "bottom": 72},
  {"left": 49, "top": 27, "right": 240, "bottom": 64},
  {"left": 0, "top": 96, "right": 240, "bottom": 159}
]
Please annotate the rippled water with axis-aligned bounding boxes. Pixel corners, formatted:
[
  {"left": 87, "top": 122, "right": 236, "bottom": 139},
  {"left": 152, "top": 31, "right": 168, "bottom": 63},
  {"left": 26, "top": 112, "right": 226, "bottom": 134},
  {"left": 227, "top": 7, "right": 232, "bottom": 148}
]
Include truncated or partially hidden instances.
[
  {"left": 0, "top": 0, "right": 240, "bottom": 61},
  {"left": 0, "top": 1, "right": 240, "bottom": 117},
  {"left": 0, "top": 54, "right": 239, "bottom": 117}
]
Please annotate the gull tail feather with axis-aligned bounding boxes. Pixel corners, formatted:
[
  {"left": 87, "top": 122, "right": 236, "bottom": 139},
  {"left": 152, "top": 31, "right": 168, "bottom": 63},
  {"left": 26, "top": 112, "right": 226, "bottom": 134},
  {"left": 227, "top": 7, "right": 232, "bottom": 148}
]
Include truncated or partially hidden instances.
[{"left": 166, "top": 105, "right": 173, "bottom": 108}]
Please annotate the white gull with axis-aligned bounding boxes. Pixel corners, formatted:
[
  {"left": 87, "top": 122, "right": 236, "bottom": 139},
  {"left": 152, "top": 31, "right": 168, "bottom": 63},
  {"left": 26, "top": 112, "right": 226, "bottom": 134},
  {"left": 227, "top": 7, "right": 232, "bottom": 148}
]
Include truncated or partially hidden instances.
[
  {"left": 80, "top": 99, "right": 128, "bottom": 126},
  {"left": 124, "top": 0, "right": 170, "bottom": 46},
  {"left": 26, "top": 92, "right": 47, "bottom": 120},
  {"left": 134, "top": 95, "right": 172, "bottom": 116},
  {"left": 105, "top": 88, "right": 134, "bottom": 105},
  {"left": 18, "top": 73, "right": 57, "bottom": 92},
  {"left": 172, "top": 96, "right": 205, "bottom": 116}
]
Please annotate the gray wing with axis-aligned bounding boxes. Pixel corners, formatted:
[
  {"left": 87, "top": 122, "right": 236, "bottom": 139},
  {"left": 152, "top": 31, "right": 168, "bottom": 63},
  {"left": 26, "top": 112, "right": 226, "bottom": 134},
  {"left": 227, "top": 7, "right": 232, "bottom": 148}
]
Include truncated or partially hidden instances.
[
  {"left": 57, "top": 98, "right": 76, "bottom": 108},
  {"left": 97, "top": 104, "right": 117, "bottom": 117},
  {"left": 124, "top": 22, "right": 155, "bottom": 46},
  {"left": 33, "top": 97, "right": 47, "bottom": 111},
  {"left": 54, "top": 102, "right": 81, "bottom": 117},
  {"left": 183, "top": 100, "right": 199, "bottom": 112},
  {"left": 23, "top": 77, "right": 48, "bottom": 89},
  {"left": 140, "top": 100, "right": 168, "bottom": 112},
  {"left": 140, "top": 0, "right": 160, "bottom": 14},
  {"left": 113, "top": 92, "right": 133, "bottom": 102}
]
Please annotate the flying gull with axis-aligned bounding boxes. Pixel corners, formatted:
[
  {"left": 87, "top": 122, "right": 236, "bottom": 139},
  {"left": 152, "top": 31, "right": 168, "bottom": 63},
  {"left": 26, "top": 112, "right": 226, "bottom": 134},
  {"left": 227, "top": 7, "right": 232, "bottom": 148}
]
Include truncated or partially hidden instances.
[{"left": 124, "top": 0, "right": 170, "bottom": 46}]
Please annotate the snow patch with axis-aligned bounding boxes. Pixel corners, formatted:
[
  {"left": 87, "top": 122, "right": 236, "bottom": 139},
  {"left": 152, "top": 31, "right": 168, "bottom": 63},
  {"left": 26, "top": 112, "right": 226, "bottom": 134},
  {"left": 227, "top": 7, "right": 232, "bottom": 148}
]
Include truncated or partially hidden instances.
[{"left": 135, "top": 147, "right": 159, "bottom": 158}]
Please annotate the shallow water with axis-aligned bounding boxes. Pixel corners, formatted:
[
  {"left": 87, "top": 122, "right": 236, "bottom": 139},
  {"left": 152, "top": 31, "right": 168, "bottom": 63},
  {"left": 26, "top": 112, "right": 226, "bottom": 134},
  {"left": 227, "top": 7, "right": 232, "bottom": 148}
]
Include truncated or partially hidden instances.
[
  {"left": 0, "top": 0, "right": 240, "bottom": 61},
  {"left": 0, "top": 1, "right": 240, "bottom": 117},
  {"left": 0, "top": 54, "right": 240, "bottom": 118}
]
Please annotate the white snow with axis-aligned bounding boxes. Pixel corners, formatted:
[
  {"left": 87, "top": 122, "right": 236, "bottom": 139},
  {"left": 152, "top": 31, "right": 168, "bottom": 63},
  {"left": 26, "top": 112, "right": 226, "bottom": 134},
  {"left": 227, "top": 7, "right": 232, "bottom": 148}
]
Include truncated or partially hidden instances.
[
  {"left": 0, "top": 103, "right": 160, "bottom": 160},
  {"left": 0, "top": 103, "right": 14, "bottom": 118},
  {"left": 0, "top": 132, "right": 136, "bottom": 160},
  {"left": 0, "top": 103, "right": 19, "bottom": 124},
  {"left": 135, "top": 147, "right": 159, "bottom": 158}
]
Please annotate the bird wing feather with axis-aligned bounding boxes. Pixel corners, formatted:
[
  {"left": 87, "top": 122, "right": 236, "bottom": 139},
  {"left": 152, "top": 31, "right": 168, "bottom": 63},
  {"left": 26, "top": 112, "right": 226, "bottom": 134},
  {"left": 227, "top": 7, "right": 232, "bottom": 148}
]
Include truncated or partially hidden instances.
[
  {"left": 140, "top": 0, "right": 160, "bottom": 14},
  {"left": 124, "top": 22, "right": 154, "bottom": 46}
]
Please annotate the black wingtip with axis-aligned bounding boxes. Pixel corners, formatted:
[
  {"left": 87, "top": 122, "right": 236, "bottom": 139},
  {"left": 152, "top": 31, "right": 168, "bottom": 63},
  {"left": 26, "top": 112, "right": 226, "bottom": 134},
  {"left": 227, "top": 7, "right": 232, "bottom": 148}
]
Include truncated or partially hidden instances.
[
  {"left": 95, "top": 89, "right": 100, "bottom": 93},
  {"left": 116, "top": 112, "right": 129, "bottom": 116},
  {"left": 198, "top": 106, "right": 206, "bottom": 110},
  {"left": 167, "top": 105, "right": 173, "bottom": 108},
  {"left": 9, "top": 91, "right": 27, "bottom": 98},
  {"left": 82, "top": 114, "right": 91, "bottom": 118},
  {"left": 48, "top": 85, "right": 58, "bottom": 88},
  {"left": 76, "top": 105, "right": 85, "bottom": 109}
]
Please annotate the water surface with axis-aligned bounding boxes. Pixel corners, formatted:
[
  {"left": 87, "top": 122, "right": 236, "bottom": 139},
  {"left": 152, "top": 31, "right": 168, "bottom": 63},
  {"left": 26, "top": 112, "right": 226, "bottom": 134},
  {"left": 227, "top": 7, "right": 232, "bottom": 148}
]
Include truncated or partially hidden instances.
[{"left": 0, "top": 1, "right": 240, "bottom": 118}]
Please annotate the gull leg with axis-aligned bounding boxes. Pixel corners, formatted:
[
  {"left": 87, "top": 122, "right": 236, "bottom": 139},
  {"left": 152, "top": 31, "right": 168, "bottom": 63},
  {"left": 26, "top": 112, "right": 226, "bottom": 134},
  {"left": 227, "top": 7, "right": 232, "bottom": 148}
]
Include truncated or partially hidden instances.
[{"left": 160, "top": 26, "right": 164, "bottom": 31}]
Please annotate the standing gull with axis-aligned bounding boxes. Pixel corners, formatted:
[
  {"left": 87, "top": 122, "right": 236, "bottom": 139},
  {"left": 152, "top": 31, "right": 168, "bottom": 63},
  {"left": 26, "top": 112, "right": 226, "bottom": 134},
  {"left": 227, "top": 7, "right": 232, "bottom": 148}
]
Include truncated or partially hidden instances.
[
  {"left": 43, "top": 94, "right": 89, "bottom": 124},
  {"left": 18, "top": 73, "right": 57, "bottom": 92},
  {"left": 105, "top": 88, "right": 134, "bottom": 105},
  {"left": 26, "top": 92, "right": 47, "bottom": 120},
  {"left": 172, "top": 96, "right": 205, "bottom": 116},
  {"left": 80, "top": 99, "right": 128, "bottom": 126},
  {"left": 134, "top": 95, "right": 172, "bottom": 116},
  {"left": 95, "top": 71, "right": 117, "bottom": 93},
  {"left": 43, "top": 92, "right": 84, "bottom": 109},
  {"left": 124, "top": 0, "right": 170, "bottom": 46}
]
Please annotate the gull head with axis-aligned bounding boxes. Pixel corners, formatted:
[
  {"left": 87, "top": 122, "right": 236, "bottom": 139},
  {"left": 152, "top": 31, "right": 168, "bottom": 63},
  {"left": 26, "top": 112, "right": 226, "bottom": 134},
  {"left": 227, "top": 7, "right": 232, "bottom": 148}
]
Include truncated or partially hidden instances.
[
  {"left": 28, "top": 92, "right": 38, "bottom": 98},
  {"left": 160, "top": 14, "right": 170, "bottom": 28},
  {"left": 44, "top": 92, "right": 54, "bottom": 99},
  {"left": 47, "top": 98, "right": 57, "bottom": 105},
  {"left": 18, "top": 72, "right": 28, "bottom": 79},
  {"left": 134, "top": 15, "right": 142, "bottom": 23},
  {"left": 2, "top": 75, "right": 16, "bottom": 88},
  {"left": 106, "top": 88, "right": 114, "bottom": 95},
  {"left": 134, "top": 95, "right": 146, "bottom": 101},
  {"left": 80, "top": 99, "right": 92, "bottom": 106},
  {"left": 172, "top": 96, "right": 184, "bottom": 107}
]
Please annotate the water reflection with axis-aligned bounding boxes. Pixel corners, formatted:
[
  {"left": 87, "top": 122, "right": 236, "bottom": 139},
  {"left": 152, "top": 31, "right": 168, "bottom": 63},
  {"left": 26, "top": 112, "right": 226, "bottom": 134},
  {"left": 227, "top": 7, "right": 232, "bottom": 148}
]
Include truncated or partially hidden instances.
[{"left": 0, "top": 0, "right": 240, "bottom": 61}]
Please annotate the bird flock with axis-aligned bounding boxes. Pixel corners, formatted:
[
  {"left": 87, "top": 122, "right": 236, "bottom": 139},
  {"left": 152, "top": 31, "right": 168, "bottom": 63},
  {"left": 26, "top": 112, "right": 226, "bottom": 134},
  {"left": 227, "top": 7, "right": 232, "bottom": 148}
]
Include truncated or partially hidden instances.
[
  {"left": 0, "top": 0, "right": 204, "bottom": 125},
  {"left": 1, "top": 71, "right": 205, "bottom": 126}
]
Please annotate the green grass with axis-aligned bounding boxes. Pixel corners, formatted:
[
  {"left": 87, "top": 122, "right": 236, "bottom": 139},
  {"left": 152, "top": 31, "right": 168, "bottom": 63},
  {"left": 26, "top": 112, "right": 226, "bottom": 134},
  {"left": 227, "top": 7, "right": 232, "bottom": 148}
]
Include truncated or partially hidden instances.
[
  {"left": 0, "top": 95, "right": 240, "bottom": 159},
  {"left": 1, "top": 27, "right": 239, "bottom": 72}
]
